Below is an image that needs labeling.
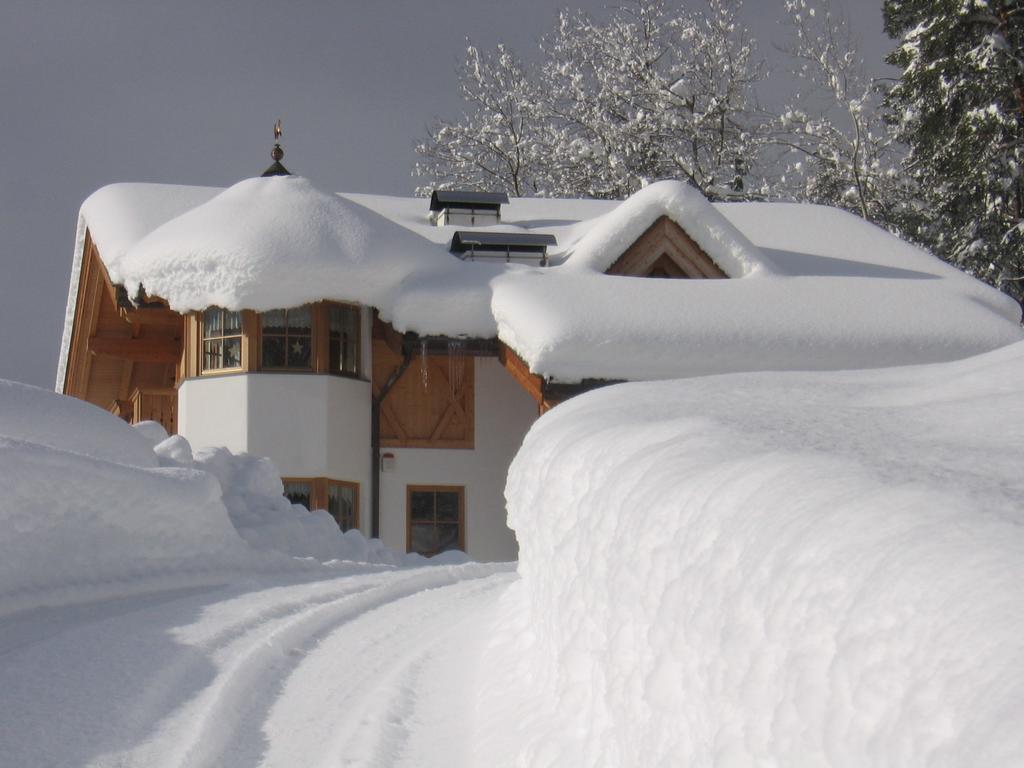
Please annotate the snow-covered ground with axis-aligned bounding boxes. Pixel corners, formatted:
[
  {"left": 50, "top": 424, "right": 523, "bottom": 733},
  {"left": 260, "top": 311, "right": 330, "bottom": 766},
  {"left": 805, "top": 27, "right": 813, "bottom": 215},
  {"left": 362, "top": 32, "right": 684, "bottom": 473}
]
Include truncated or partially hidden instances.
[{"left": 4, "top": 341, "right": 1024, "bottom": 766}]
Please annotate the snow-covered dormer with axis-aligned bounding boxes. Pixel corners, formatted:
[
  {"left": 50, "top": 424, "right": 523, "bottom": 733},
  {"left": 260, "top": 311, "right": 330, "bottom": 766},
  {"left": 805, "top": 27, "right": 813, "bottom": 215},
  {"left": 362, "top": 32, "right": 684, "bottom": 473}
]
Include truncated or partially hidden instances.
[{"left": 428, "top": 190, "right": 509, "bottom": 226}]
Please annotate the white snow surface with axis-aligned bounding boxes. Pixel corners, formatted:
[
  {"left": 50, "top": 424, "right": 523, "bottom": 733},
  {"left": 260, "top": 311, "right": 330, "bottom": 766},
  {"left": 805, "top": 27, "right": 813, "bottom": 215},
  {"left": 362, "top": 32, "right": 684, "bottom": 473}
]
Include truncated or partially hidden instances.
[
  {"left": 486, "top": 341, "right": 1024, "bottom": 767},
  {"left": 8, "top": 346, "right": 1024, "bottom": 765},
  {"left": 0, "top": 382, "right": 452, "bottom": 617},
  {"left": 59, "top": 177, "right": 1023, "bottom": 391}
]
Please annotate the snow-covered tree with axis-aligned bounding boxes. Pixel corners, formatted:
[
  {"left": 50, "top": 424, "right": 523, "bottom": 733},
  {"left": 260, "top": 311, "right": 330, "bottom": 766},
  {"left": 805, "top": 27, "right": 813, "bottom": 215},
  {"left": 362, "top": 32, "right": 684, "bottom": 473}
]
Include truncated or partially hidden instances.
[
  {"left": 414, "top": 44, "right": 548, "bottom": 196},
  {"left": 540, "top": 0, "right": 766, "bottom": 200},
  {"left": 775, "top": 0, "right": 915, "bottom": 232},
  {"left": 414, "top": 0, "right": 767, "bottom": 201},
  {"left": 884, "top": 0, "right": 1024, "bottom": 303}
]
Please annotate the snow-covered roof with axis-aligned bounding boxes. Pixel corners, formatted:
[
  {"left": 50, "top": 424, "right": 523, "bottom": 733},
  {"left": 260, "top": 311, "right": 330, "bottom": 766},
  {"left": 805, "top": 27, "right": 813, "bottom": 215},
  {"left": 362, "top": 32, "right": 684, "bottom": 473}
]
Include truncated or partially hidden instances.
[{"left": 58, "top": 177, "right": 1024, "bottom": 390}]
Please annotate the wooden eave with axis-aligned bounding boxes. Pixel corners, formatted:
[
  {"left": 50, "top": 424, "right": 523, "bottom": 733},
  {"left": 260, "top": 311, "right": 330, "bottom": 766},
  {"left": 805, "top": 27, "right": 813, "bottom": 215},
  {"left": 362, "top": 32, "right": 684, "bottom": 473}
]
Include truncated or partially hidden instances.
[
  {"left": 605, "top": 215, "right": 728, "bottom": 279},
  {"left": 497, "top": 342, "right": 618, "bottom": 413},
  {"left": 63, "top": 229, "right": 183, "bottom": 433}
]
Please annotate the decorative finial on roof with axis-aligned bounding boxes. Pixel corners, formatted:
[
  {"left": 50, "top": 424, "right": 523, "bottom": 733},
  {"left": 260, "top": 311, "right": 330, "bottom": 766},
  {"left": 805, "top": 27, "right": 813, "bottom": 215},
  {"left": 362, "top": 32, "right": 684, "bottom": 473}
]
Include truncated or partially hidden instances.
[{"left": 262, "top": 118, "right": 291, "bottom": 177}]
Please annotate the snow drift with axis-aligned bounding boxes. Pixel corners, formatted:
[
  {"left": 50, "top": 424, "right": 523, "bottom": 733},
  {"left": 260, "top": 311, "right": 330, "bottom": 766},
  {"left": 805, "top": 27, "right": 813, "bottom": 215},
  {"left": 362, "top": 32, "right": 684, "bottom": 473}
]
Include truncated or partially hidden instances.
[
  {"left": 489, "top": 342, "right": 1024, "bottom": 767},
  {"left": 0, "top": 381, "right": 449, "bottom": 616}
]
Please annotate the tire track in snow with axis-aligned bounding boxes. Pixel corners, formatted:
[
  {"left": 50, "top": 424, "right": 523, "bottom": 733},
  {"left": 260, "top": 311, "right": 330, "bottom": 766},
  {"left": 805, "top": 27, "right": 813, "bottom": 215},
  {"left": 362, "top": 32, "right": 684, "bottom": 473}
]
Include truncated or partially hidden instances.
[
  {"left": 258, "top": 573, "right": 514, "bottom": 768},
  {"left": 101, "top": 564, "right": 512, "bottom": 768}
]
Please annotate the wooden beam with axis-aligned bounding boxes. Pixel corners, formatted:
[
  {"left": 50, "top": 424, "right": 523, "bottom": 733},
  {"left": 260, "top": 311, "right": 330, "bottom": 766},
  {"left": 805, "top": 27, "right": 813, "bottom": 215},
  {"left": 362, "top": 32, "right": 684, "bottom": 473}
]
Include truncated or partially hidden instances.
[
  {"left": 373, "top": 315, "right": 406, "bottom": 357},
  {"left": 90, "top": 336, "right": 181, "bottom": 363},
  {"left": 122, "top": 308, "right": 182, "bottom": 327},
  {"left": 497, "top": 343, "right": 544, "bottom": 405}
]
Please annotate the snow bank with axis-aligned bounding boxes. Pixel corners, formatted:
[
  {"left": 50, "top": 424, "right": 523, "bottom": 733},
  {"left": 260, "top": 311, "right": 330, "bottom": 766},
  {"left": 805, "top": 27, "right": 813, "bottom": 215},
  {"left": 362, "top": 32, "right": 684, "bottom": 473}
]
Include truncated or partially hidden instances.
[
  {"left": 491, "top": 342, "right": 1024, "bottom": 767},
  {"left": 158, "top": 439, "right": 436, "bottom": 568},
  {"left": 0, "top": 384, "right": 454, "bottom": 615},
  {"left": 0, "top": 379, "right": 158, "bottom": 466},
  {"left": 0, "top": 431, "right": 256, "bottom": 615}
]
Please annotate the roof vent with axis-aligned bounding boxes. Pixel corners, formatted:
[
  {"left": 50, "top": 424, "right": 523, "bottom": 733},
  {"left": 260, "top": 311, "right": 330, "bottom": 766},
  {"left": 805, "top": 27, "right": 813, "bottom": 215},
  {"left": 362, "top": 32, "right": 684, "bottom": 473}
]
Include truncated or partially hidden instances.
[
  {"left": 429, "top": 190, "right": 509, "bottom": 226},
  {"left": 261, "top": 119, "right": 291, "bottom": 177},
  {"left": 450, "top": 231, "right": 556, "bottom": 266}
]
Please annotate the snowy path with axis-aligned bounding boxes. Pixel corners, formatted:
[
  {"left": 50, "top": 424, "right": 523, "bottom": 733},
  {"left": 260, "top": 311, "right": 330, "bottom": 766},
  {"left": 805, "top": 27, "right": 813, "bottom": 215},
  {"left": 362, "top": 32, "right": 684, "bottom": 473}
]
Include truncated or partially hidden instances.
[{"left": 0, "top": 563, "right": 515, "bottom": 768}]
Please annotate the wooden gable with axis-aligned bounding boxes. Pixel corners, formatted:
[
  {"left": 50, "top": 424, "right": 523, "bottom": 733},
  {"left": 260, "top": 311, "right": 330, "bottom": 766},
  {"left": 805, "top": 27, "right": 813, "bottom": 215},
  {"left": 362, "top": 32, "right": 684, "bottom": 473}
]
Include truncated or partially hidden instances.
[
  {"left": 605, "top": 215, "right": 727, "bottom": 279},
  {"left": 63, "top": 231, "right": 183, "bottom": 434}
]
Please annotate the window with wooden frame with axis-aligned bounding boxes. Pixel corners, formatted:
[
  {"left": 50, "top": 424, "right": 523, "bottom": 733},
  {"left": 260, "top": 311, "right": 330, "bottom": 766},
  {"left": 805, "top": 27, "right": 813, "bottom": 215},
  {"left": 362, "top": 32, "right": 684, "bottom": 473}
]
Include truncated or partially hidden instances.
[
  {"left": 187, "top": 301, "right": 363, "bottom": 380},
  {"left": 407, "top": 485, "right": 464, "bottom": 557},
  {"left": 327, "top": 480, "right": 358, "bottom": 531},
  {"left": 282, "top": 477, "right": 360, "bottom": 532},
  {"left": 327, "top": 303, "right": 360, "bottom": 377},
  {"left": 202, "top": 308, "right": 243, "bottom": 371},
  {"left": 261, "top": 306, "right": 313, "bottom": 370}
]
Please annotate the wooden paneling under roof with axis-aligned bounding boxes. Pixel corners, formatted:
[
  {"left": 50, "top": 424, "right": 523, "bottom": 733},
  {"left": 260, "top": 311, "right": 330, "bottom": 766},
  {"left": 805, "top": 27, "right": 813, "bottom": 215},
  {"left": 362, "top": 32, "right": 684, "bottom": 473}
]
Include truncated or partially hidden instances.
[
  {"left": 63, "top": 230, "right": 184, "bottom": 434},
  {"left": 372, "top": 335, "right": 475, "bottom": 449},
  {"left": 370, "top": 317, "right": 476, "bottom": 449},
  {"left": 605, "top": 215, "right": 728, "bottom": 279}
]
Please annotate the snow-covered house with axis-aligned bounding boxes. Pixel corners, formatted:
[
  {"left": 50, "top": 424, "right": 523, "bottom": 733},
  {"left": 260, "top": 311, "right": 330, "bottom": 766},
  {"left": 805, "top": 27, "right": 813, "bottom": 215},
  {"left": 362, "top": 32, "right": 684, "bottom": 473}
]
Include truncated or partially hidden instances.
[{"left": 57, "top": 147, "right": 1024, "bottom": 561}]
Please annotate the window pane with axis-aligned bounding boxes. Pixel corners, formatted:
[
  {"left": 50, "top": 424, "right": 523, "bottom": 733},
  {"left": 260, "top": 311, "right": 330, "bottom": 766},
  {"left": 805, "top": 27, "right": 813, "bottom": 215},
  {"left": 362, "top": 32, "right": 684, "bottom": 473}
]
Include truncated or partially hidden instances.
[
  {"left": 203, "top": 340, "right": 222, "bottom": 370},
  {"left": 262, "top": 309, "right": 286, "bottom": 335},
  {"left": 329, "top": 305, "right": 360, "bottom": 376},
  {"left": 410, "top": 524, "right": 439, "bottom": 556},
  {"left": 283, "top": 481, "right": 311, "bottom": 510},
  {"left": 223, "top": 310, "right": 242, "bottom": 333},
  {"left": 328, "top": 484, "right": 356, "bottom": 531},
  {"left": 222, "top": 338, "right": 241, "bottom": 368},
  {"left": 287, "top": 336, "right": 312, "bottom": 368},
  {"left": 262, "top": 336, "right": 286, "bottom": 367},
  {"left": 435, "top": 524, "right": 460, "bottom": 553},
  {"left": 410, "top": 491, "right": 434, "bottom": 522},
  {"left": 436, "top": 492, "right": 460, "bottom": 522},
  {"left": 287, "top": 305, "right": 312, "bottom": 332},
  {"left": 203, "top": 308, "right": 222, "bottom": 337}
]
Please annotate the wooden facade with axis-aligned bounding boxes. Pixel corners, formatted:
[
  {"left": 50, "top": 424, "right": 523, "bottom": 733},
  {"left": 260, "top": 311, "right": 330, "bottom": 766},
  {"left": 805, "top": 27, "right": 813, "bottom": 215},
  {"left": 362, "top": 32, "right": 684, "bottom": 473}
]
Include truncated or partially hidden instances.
[
  {"left": 372, "top": 336, "right": 475, "bottom": 449},
  {"left": 606, "top": 215, "right": 728, "bottom": 279},
  {"left": 63, "top": 231, "right": 183, "bottom": 434},
  {"left": 64, "top": 211, "right": 723, "bottom": 443}
]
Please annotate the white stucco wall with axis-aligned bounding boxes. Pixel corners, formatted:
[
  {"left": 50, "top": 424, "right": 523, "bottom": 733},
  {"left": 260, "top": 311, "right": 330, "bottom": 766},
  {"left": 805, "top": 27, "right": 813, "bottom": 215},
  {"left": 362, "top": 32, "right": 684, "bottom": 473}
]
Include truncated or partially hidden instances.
[
  {"left": 178, "top": 375, "right": 249, "bottom": 454},
  {"left": 377, "top": 357, "right": 538, "bottom": 562},
  {"left": 178, "top": 342, "right": 538, "bottom": 562},
  {"left": 179, "top": 373, "right": 373, "bottom": 532}
]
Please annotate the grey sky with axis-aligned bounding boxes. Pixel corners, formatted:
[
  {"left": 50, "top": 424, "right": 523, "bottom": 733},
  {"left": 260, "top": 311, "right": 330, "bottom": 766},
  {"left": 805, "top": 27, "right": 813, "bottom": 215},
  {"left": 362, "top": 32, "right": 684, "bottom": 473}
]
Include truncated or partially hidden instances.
[{"left": 0, "top": 0, "right": 892, "bottom": 389}]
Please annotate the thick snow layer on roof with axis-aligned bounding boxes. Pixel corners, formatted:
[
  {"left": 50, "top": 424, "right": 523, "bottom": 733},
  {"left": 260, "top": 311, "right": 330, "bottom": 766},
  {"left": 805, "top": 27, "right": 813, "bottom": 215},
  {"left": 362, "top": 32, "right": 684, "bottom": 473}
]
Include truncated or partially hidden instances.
[
  {"left": 486, "top": 342, "right": 1024, "bottom": 766},
  {"left": 61, "top": 178, "right": 1023, "bottom": 391},
  {"left": 557, "top": 180, "right": 773, "bottom": 275},
  {"left": 114, "top": 176, "right": 441, "bottom": 312}
]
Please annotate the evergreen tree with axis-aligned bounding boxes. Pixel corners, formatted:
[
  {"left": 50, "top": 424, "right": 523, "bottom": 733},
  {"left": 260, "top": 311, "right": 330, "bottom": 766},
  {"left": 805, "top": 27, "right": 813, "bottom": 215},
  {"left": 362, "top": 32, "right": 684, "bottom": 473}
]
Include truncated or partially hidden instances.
[{"left": 885, "top": 0, "right": 1024, "bottom": 304}]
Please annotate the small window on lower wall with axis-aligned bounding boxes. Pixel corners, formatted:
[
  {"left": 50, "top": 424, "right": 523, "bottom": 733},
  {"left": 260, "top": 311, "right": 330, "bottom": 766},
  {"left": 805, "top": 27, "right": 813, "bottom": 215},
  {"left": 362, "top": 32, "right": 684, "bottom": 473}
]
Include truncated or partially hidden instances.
[
  {"left": 327, "top": 480, "right": 359, "bottom": 531},
  {"left": 282, "top": 480, "right": 312, "bottom": 510},
  {"left": 407, "top": 485, "right": 464, "bottom": 557},
  {"left": 282, "top": 477, "right": 360, "bottom": 532}
]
